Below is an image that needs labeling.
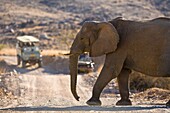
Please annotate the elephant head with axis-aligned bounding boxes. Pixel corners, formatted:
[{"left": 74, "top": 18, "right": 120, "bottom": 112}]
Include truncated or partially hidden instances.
[{"left": 69, "top": 21, "right": 119, "bottom": 101}]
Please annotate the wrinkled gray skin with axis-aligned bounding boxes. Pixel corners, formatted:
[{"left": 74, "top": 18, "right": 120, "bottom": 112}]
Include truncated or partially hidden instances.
[{"left": 69, "top": 17, "right": 170, "bottom": 106}]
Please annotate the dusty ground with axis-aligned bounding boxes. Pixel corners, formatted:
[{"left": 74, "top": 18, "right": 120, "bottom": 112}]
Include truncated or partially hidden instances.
[{"left": 0, "top": 56, "right": 169, "bottom": 113}]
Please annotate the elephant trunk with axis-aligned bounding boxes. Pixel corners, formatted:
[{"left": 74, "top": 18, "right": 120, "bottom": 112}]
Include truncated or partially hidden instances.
[{"left": 69, "top": 54, "right": 80, "bottom": 101}]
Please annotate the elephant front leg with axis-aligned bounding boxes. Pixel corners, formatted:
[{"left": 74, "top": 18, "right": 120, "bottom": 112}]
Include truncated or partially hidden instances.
[
  {"left": 86, "top": 66, "right": 115, "bottom": 106},
  {"left": 116, "top": 68, "right": 132, "bottom": 105}
]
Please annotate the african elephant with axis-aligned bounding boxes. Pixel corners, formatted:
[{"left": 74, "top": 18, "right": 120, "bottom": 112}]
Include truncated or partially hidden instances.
[{"left": 69, "top": 17, "right": 170, "bottom": 106}]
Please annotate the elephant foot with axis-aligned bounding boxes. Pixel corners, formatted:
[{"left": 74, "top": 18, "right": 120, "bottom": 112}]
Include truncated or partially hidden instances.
[
  {"left": 86, "top": 98, "right": 101, "bottom": 106},
  {"left": 116, "top": 99, "right": 132, "bottom": 106},
  {"left": 166, "top": 100, "right": 170, "bottom": 107}
]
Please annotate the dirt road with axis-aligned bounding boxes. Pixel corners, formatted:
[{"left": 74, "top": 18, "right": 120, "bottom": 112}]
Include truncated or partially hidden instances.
[{"left": 0, "top": 56, "right": 169, "bottom": 113}]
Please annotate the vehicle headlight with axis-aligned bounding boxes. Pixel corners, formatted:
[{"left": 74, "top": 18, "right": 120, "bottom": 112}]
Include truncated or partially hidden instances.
[
  {"left": 91, "top": 63, "right": 94, "bottom": 68},
  {"left": 23, "top": 48, "right": 28, "bottom": 51},
  {"left": 35, "top": 47, "right": 39, "bottom": 51},
  {"left": 23, "top": 48, "right": 32, "bottom": 52}
]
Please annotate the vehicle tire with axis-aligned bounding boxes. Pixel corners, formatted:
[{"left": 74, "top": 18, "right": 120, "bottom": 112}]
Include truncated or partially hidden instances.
[
  {"left": 17, "top": 55, "right": 21, "bottom": 65},
  {"left": 38, "top": 60, "right": 42, "bottom": 68},
  {"left": 78, "top": 70, "right": 81, "bottom": 73},
  {"left": 22, "top": 60, "right": 26, "bottom": 68}
]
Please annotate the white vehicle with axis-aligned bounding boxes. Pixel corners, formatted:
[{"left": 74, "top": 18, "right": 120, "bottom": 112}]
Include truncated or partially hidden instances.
[
  {"left": 78, "top": 53, "right": 94, "bottom": 73},
  {"left": 16, "top": 36, "right": 42, "bottom": 68}
]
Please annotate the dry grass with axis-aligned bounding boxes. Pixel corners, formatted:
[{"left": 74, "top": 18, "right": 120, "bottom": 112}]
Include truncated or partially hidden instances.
[
  {"left": 0, "top": 44, "right": 7, "bottom": 51},
  {"left": 0, "top": 48, "right": 16, "bottom": 56},
  {"left": 130, "top": 72, "right": 170, "bottom": 91},
  {"left": 19, "top": 26, "right": 45, "bottom": 33},
  {"left": 0, "top": 48, "right": 69, "bottom": 56},
  {"left": 41, "top": 49, "right": 69, "bottom": 56}
]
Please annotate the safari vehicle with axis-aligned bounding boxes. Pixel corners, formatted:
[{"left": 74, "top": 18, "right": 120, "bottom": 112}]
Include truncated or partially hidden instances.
[
  {"left": 78, "top": 53, "right": 94, "bottom": 73},
  {"left": 16, "top": 35, "right": 42, "bottom": 68}
]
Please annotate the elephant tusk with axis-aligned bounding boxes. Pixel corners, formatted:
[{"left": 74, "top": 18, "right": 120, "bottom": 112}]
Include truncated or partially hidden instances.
[
  {"left": 63, "top": 53, "right": 72, "bottom": 56},
  {"left": 63, "top": 53, "right": 81, "bottom": 56},
  {"left": 62, "top": 53, "right": 75, "bottom": 56}
]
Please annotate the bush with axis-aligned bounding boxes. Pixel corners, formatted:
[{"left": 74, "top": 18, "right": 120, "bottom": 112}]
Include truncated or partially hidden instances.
[
  {"left": 0, "top": 44, "right": 6, "bottom": 51},
  {"left": 130, "top": 72, "right": 170, "bottom": 92}
]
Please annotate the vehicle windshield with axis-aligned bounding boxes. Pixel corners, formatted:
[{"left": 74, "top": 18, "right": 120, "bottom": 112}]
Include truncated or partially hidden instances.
[
  {"left": 22, "top": 46, "right": 40, "bottom": 52},
  {"left": 79, "top": 54, "right": 92, "bottom": 62},
  {"left": 18, "top": 42, "right": 39, "bottom": 47}
]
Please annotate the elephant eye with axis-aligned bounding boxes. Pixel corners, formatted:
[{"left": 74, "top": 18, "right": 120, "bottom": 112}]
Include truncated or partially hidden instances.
[{"left": 80, "top": 37, "right": 84, "bottom": 40}]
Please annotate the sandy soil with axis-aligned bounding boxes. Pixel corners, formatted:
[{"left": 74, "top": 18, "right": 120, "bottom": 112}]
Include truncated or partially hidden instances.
[{"left": 0, "top": 56, "right": 169, "bottom": 113}]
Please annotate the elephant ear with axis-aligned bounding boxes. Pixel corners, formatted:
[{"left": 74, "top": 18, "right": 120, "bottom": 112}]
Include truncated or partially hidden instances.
[{"left": 90, "top": 22, "right": 119, "bottom": 57}]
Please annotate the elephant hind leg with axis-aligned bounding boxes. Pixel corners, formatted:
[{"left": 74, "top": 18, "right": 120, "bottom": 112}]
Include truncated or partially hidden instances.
[{"left": 116, "top": 68, "right": 132, "bottom": 106}]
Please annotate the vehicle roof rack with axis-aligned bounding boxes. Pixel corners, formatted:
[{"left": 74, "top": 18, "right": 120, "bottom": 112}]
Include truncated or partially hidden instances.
[{"left": 17, "top": 35, "right": 39, "bottom": 43}]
